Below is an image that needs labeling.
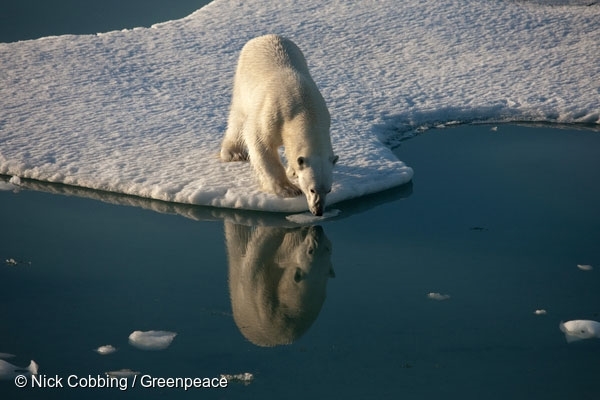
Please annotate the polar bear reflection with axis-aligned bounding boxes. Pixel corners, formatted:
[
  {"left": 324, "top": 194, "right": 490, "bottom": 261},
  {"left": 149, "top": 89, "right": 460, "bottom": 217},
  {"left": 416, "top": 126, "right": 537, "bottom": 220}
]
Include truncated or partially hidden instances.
[{"left": 225, "top": 223, "right": 334, "bottom": 347}]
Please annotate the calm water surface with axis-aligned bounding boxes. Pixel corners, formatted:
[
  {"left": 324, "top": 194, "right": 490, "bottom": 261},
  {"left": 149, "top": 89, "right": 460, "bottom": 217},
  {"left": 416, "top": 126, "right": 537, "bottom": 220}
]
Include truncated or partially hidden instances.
[
  {"left": 0, "top": 0, "right": 212, "bottom": 43},
  {"left": 1, "top": 124, "right": 599, "bottom": 399}
]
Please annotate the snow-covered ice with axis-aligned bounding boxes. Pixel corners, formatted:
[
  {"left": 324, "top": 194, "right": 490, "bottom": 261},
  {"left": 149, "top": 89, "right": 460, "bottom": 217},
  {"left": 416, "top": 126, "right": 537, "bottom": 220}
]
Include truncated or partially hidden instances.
[
  {"left": 285, "top": 209, "right": 341, "bottom": 224},
  {"left": 559, "top": 320, "right": 600, "bottom": 342},
  {"left": 0, "top": 359, "right": 38, "bottom": 380},
  {"left": 94, "top": 344, "right": 117, "bottom": 355},
  {"left": 427, "top": 292, "right": 451, "bottom": 301},
  {"left": 128, "top": 330, "right": 177, "bottom": 350},
  {"left": 1, "top": 0, "right": 598, "bottom": 212},
  {"left": 106, "top": 369, "right": 141, "bottom": 378}
]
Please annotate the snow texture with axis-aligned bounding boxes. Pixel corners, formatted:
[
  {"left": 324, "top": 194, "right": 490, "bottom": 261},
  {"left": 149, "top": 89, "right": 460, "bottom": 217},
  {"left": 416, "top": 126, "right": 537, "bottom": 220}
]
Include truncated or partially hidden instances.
[{"left": 1, "top": 0, "right": 598, "bottom": 212}]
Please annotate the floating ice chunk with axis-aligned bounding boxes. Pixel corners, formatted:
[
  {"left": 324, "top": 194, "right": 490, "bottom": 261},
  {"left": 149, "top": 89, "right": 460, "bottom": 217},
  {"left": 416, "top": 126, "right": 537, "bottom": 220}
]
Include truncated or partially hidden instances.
[
  {"left": 0, "top": 359, "right": 38, "bottom": 380},
  {"left": 559, "top": 320, "right": 600, "bottom": 343},
  {"left": 220, "top": 372, "right": 254, "bottom": 385},
  {"left": 534, "top": 309, "right": 547, "bottom": 315},
  {"left": 427, "top": 292, "right": 451, "bottom": 301},
  {"left": 128, "top": 330, "right": 177, "bottom": 350},
  {"left": 94, "top": 345, "right": 117, "bottom": 355},
  {"left": 9, "top": 176, "right": 21, "bottom": 186},
  {"left": 577, "top": 264, "right": 593, "bottom": 271},
  {"left": 106, "top": 369, "right": 141, "bottom": 378},
  {"left": 4, "top": 258, "right": 31, "bottom": 266},
  {"left": 285, "top": 209, "right": 340, "bottom": 224}
]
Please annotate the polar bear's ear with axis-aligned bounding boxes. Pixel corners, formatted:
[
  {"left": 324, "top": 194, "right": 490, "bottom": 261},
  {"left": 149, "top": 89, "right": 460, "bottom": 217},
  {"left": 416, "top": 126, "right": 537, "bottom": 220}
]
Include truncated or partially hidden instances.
[
  {"left": 331, "top": 155, "right": 339, "bottom": 165},
  {"left": 297, "top": 156, "right": 306, "bottom": 169}
]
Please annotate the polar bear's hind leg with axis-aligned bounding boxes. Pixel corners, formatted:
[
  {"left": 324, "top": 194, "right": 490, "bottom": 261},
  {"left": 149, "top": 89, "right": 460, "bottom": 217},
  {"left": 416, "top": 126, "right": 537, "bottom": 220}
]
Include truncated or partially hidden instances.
[{"left": 221, "top": 109, "right": 249, "bottom": 162}]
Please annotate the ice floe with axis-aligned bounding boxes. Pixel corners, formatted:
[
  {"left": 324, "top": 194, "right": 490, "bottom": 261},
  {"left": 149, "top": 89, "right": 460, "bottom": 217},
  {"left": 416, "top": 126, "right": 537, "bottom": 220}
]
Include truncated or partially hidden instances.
[
  {"left": 559, "top": 319, "right": 600, "bottom": 342},
  {"left": 128, "top": 330, "right": 177, "bottom": 350},
  {"left": 427, "top": 292, "right": 451, "bottom": 301},
  {"left": 0, "top": 359, "right": 38, "bottom": 380},
  {"left": 105, "top": 369, "right": 141, "bottom": 378},
  {"left": 1, "top": 0, "right": 598, "bottom": 212},
  {"left": 94, "top": 345, "right": 117, "bottom": 355}
]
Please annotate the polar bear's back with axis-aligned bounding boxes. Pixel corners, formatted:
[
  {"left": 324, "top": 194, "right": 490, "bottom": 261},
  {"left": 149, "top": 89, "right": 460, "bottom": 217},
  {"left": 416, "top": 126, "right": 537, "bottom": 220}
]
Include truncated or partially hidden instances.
[{"left": 236, "top": 34, "right": 311, "bottom": 81}]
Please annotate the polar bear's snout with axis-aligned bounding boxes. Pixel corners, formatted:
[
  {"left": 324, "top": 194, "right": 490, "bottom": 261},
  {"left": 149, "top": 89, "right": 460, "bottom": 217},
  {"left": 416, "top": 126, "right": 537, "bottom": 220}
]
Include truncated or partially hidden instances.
[
  {"left": 296, "top": 154, "right": 337, "bottom": 216},
  {"left": 307, "top": 192, "right": 325, "bottom": 216}
]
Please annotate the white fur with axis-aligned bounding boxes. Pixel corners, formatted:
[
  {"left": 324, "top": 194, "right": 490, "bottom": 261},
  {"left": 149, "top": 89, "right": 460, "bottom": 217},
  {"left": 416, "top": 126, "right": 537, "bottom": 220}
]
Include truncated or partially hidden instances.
[
  {"left": 225, "top": 223, "right": 334, "bottom": 346},
  {"left": 220, "top": 34, "right": 337, "bottom": 216}
]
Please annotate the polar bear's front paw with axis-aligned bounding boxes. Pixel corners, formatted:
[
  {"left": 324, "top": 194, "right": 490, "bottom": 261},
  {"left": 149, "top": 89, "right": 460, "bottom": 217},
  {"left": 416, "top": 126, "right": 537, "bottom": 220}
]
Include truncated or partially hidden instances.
[{"left": 275, "top": 181, "right": 303, "bottom": 198}]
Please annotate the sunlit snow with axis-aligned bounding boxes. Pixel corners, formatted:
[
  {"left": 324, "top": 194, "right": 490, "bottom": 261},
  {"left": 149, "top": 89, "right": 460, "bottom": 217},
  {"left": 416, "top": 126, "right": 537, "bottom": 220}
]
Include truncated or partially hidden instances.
[{"left": 1, "top": 0, "right": 598, "bottom": 212}]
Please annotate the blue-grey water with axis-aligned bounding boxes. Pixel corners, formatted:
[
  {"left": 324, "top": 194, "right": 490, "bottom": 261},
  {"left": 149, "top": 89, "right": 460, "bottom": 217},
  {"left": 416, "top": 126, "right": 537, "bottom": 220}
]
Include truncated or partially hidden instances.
[
  {"left": 1, "top": 3, "right": 600, "bottom": 399},
  {"left": 2, "top": 124, "right": 599, "bottom": 400},
  {"left": 0, "top": 0, "right": 212, "bottom": 43}
]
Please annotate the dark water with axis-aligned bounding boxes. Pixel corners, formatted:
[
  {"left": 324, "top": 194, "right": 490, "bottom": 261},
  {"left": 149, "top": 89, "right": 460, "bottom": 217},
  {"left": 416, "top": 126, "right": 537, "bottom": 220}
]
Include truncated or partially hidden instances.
[
  {"left": 1, "top": 123, "right": 599, "bottom": 399},
  {"left": 0, "top": 0, "right": 212, "bottom": 43}
]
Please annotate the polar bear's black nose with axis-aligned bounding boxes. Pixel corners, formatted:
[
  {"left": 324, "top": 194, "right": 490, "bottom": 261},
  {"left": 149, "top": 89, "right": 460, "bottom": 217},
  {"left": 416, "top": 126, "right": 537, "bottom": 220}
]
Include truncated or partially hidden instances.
[{"left": 312, "top": 202, "right": 324, "bottom": 216}]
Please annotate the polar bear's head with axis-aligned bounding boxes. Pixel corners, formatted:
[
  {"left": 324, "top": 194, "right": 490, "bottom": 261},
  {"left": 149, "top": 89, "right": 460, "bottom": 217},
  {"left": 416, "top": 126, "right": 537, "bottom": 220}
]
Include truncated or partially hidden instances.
[{"left": 295, "top": 154, "right": 338, "bottom": 216}]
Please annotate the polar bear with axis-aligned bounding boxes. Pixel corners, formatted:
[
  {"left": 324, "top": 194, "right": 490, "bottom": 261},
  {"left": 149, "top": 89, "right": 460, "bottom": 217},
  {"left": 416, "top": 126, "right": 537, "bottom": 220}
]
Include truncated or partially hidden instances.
[
  {"left": 224, "top": 222, "right": 334, "bottom": 347},
  {"left": 220, "top": 34, "right": 338, "bottom": 216}
]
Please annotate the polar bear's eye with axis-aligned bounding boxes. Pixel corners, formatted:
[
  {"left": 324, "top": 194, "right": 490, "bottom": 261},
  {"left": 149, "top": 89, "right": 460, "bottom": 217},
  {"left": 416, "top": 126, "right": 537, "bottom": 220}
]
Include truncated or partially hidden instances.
[{"left": 310, "top": 189, "right": 316, "bottom": 194}]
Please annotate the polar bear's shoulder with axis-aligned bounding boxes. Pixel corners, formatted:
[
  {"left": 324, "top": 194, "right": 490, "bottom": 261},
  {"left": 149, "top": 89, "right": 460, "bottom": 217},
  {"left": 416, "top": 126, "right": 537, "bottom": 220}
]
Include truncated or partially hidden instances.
[{"left": 239, "top": 34, "right": 309, "bottom": 75}]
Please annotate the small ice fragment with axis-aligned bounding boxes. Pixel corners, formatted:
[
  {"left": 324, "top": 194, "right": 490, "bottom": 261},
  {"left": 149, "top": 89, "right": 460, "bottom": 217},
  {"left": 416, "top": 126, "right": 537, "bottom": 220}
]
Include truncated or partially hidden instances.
[
  {"left": 559, "top": 320, "right": 600, "bottom": 343},
  {"left": 220, "top": 372, "right": 254, "bottom": 385},
  {"left": 4, "top": 258, "right": 30, "bottom": 266},
  {"left": 105, "top": 369, "right": 141, "bottom": 378},
  {"left": 28, "top": 360, "right": 39, "bottom": 375},
  {"left": 534, "top": 309, "right": 547, "bottom": 315},
  {"left": 94, "top": 345, "right": 117, "bottom": 355},
  {"left": 0, "top": 359, "right": 38, "bottom": 380},
  {"left": 128, "top": 330, "right": 177, "bottom": 350},
  {"left": 9, "top": 176, "right": 21, "bottom": 185},
  {"left": 577, "top": 264, "right": 593, "bottom": 271},
  {"left": 490, "top": 126, "right": 498, "bottom": 131},
  {"left": 427, "top": 292, "right": 451, "bottom": 301},
  {"left": 285, "top": 209, "right": 340, "bottom": 224}
]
